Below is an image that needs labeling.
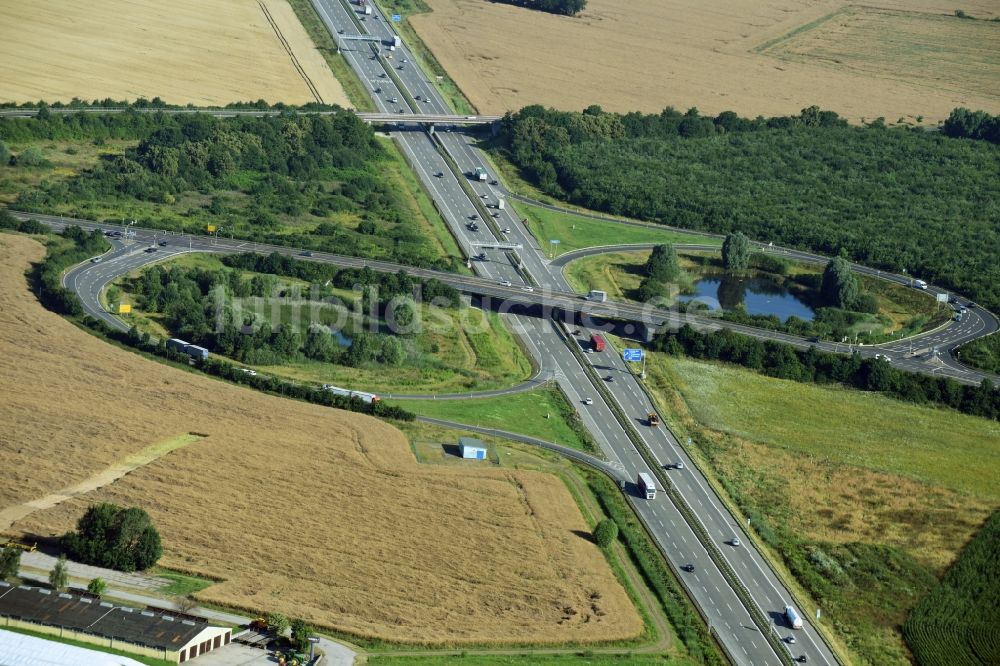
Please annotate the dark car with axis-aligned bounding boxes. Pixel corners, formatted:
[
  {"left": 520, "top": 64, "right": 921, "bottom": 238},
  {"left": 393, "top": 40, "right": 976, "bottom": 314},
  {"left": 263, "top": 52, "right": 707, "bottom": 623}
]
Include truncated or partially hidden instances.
[
  {"left": 300, "top": 251, "right": 314, "bottom": 257},
  {"left": 158, "top": 240, "right": 168, "bottom": 246},
  {"left": 605, "top": 375, "right": 613, "bottom": 382},
  {"left": 681, "top": 564, "right": 695, "bottom": 572},
  {"left": 144, "top": 247, "right": 157, "bottom": 253}
]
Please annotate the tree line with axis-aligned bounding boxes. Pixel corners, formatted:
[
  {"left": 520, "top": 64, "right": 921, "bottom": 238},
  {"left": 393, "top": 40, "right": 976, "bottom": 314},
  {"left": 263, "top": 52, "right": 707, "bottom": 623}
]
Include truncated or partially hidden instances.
[
  {"left": 495, "top": 104, "right": 1000, "bottom": 313},
  {"left": 650, "top": 324, "right": 1000, "bottom": 420},
  {"left": 493, "top": 0, "right": 587, "bottom": 16}
]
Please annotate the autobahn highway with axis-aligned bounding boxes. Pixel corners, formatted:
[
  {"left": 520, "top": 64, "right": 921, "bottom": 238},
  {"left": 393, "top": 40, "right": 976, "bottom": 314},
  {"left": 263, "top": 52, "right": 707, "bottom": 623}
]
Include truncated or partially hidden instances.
[
  {"left": 307, "top": 1, "right": 834, "bottom": 663},
  {"left": 15, "top": 2, "right": 994, "bottom": 664}
]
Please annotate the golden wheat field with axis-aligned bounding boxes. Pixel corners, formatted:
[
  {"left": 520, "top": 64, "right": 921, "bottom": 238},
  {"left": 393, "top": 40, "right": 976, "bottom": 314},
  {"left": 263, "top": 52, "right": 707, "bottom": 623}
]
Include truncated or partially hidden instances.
[
  {"left": 0, "top": 234, "right": 641, "bottom": 644},
  {"left": 411, "top": 0, "right": 999, "bottom": 123},
  {"left": 0, "top": 0, "right": 349, "bottom": 107}
]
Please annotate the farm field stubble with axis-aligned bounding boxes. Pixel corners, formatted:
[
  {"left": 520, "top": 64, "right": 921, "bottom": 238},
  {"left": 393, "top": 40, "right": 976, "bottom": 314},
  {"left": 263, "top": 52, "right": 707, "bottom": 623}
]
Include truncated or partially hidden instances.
[
  {"left": 0, "top": 233, "right": 641, "bottom": 645},
  {"left": 409, "top": 0, "right": 998, "bottom": 123},
  {"left": 0, "top": 0, "right": 349, "bottom": 107}
]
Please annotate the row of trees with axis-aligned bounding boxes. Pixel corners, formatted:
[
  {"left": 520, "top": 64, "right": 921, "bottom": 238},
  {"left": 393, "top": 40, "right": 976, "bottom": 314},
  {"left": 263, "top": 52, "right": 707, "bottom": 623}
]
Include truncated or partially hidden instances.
[
  {"left": 494, "top": 0, "right": 587, "bottom": 16},
  {"left": 496, "top": 104, "right": 1000, "bottom": 312},
  {"left": 651, "top": 325, "right": 1000, "bottom": 420}
]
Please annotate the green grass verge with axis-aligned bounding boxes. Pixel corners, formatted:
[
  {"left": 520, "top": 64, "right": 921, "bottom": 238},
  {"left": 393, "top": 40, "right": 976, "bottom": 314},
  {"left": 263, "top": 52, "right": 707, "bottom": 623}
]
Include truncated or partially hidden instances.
[
  {"left": 564, "top": 251, "right": 648, "bottom": 300},
  {"left": 367, "top": 655, "right": 694, "bottom": 665},
  {"left": 0, "top": 626, "right": 174, "bottom": 666},
  {"left": 286, "top": 0, "right": 376, "bottom": 111},
  {"left": 517, "top": 201, "right": 718, "bottom": 257},
  {"left": 662, "top": 356, "right": 1000, "bottom": 500},
  {"left": 391, "top": 385, "right": 597, "bottom": 454},
  {"left": 152, "top": 570, "right": 216, "bottom": 597}
]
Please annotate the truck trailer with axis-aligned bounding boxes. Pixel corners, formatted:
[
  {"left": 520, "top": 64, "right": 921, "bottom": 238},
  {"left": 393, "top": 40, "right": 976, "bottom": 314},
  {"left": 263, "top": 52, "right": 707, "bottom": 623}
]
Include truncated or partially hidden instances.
[
  {"left": 638, "top": 472, "right": 656, "bottom": 500},
  {"left": 166, "top": 338, "right": 190, "bottom": 353},
  {"left": 474, "top": 167, "right": 488, "bottom": 182},
  {"left": 590, "top": 334, "right": 606, "bottom": 353},
  {"left": 182, "top": 344, "right": 209, "bottom": 361},
  {"left": 322, "top": 384, "right": 381, "bottom": 404},
  {"left": 784, "top": 605, "right": 803, "bottom": 629}
]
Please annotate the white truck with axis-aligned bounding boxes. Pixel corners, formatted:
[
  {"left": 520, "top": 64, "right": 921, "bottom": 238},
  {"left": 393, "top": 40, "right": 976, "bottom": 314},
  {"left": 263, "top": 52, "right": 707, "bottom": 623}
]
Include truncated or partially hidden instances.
[
  {"left": 785, "top": 605, "right": 803, "bottom": 630},
  {"left": 587, "top": 290, "right": 608, "bottom": 302},
  {"left": 496, "top": 198, "right": 505, "bottom": 210},
  {"left": 637, "top": 472, "right": 656, "bottom": 500},
  {"left": 911, "top": 278, "right": 928, "bottom": 290}
]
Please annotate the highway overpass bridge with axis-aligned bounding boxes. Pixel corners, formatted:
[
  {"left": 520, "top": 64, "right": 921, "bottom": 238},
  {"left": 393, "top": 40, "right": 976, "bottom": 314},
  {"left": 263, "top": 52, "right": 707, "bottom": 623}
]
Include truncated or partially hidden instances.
[{"left": 0, "top": 106, "right": 500, "bottom": 126}]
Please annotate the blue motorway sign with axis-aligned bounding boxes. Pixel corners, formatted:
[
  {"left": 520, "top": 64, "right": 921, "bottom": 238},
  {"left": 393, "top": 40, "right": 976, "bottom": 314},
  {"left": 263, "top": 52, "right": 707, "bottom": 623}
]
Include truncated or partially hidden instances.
[
  {"left": 392, "top": 14, "right": 402, "bottom": 22},
  {"left": 623, "top": 348, "right": 643, "bottom": 362}
]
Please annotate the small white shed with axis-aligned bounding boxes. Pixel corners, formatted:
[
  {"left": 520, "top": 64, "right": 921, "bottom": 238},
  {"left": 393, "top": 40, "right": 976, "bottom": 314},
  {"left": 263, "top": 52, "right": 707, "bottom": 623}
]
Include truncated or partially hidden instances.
[{"left": 458, "top": 437, "right": 487, "bottom": 460}]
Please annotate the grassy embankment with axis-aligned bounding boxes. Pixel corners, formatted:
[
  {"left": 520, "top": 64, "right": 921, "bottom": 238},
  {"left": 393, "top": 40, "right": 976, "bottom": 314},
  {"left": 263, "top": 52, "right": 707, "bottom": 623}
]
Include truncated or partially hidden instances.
[
  {"left": 956, "top": 333, "right": 1000, "bottom": 374},
  {"left": 374, "top": 0, "right": 477, "bottom": 115},
  {"left": 111, "top": 255, "right": 533, "bottom": 395},
  {"left": 642, "top": 353, "right": 1000, "bottom": 665},
  {"left": 564, "top": 249, "right": 946, "bottom": 338},
  {"left": 392, "top": 385, "right": 598, "bottom": 454}
]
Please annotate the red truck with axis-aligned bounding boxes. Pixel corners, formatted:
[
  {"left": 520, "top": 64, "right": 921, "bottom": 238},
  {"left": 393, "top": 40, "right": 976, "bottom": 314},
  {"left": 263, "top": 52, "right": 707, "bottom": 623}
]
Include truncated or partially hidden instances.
[{"left": 590, "top": 334, "right": 606, "bottom": 353}]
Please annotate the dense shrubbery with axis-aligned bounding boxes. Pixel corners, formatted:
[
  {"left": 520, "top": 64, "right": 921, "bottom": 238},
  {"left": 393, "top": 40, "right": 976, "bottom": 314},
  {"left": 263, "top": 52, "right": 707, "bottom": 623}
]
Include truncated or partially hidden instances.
[
  {"left": 21, "top": 224, "right": 110, "bottom": 316},
  {"left": 2, "top": 111, "right": 454, "bottom": 269},
  {"left": 496, "top": 104, "right": 1000, "bottom": 311},
  {"left": 956, "top": 334, "right": 1000, "bottom": 374},
  {"left": 651, "top": 324, "right": 1000, "bottom": 420},
  {"left": 942, "top": 107, "right": 1000, "bottom": 144},
  {"left": 904, "top": 510, "right": 1000, "bottom": 666},
  {"left": 62, "top": 503, "right": 162, "bottom": 572},
  {"left": 493, "top": 0, "right": 586, "bottom": 16}
]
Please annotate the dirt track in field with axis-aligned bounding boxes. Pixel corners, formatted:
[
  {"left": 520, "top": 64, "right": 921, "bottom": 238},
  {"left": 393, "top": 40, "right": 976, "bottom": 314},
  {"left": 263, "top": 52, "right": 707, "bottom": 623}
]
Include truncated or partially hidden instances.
[{"left": 0, "top": 233, "right": 641, "bottom": 644}]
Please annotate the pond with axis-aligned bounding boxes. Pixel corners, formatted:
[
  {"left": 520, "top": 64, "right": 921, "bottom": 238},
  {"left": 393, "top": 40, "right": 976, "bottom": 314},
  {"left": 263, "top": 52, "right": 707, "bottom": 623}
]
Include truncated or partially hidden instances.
[{"left": 678, "top": 276, "right": 815, "bottom": 322}]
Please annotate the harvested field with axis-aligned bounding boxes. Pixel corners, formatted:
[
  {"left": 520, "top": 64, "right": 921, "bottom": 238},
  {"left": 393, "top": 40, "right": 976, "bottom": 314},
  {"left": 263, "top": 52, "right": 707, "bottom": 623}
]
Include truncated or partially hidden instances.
[
  {"left": 410, "top": 0, "right": 999, "bottom": 123},
  {"left": 0, "top": 0, "right": 349, "bottom": 107},
  {"left": 0, "top": 234, "right": 641, "bottom": 644}
]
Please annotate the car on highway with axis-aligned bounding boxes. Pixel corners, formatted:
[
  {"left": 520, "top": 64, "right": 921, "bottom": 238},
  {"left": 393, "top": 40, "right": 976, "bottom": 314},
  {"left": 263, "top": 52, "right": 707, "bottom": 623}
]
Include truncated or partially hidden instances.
[
  {"left": 158, "top": 240, "right": 168, "bottom": 246},
  {"left": 469, "top": 213, "right": 478, "bottom": 219},
  {"left": 681, "top": 563, "right": 695, "bottom": 572},
  {"left": 402, "top": 58, "right": 408, "bottom": 63},
  {"left": 490, "top": 179, "right": 499, "bottom": 185},
  {"left": 144, "top": 247, "right": 157, "bottom": 253},
  {"left": 605, "top": 375, "right": 613, "bottom": 382},
  {"left": 398, "top": 109, "right": 405, "bottom": 114},
  {"left": 502, "top": 227, "right": 511, "bottom": 234},
  {"left": 397, "top": 65, "right": 404, "bottom": 70},
  {"left": 522, "top": 286, "right": 534, "bottom": 292},
  {"left": 389, "top": 96, "right": 397, "bottom": 103},
  {"left": 435, "top": 171, "right": 444, "bottom": 177},
  {"left": 300, "top": 251, "right": 314, "bottom": 257},
  {"left": 797, "top": 656, "right": 808, "bottom": 663},
  {"left": 583, "top": 398, "right": 593, "bottom": 405},
  {"left": 730, "top": 536, "right": 741, "bottom": 547},
  {"left": 374, "top": 87, "right": 381, "bottom": 93},
  {"left": 676, "top": 461, "right": 684, "bottom": 469},
  {"left": 90, "top": 257, "right": 102, "bottom": 263},
  {"left": 498, "top": 280, "right": 512, "bottom": 287},
  {"left": 786, "top": 636, "right": 797, "bottom": 644}
]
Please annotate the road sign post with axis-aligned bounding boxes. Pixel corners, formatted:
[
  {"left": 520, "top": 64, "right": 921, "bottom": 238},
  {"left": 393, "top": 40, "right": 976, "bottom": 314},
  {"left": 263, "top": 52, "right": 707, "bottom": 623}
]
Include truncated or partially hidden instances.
[
  {"left": 549, "top": 239, "right": 560, "bottom": 259},
  {"left": 392, "top": 14, "right": 402, "bottom": 22}
]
